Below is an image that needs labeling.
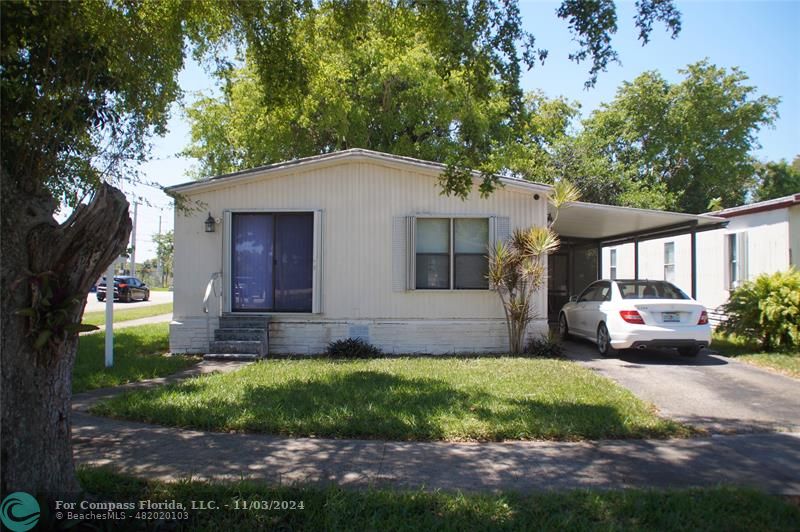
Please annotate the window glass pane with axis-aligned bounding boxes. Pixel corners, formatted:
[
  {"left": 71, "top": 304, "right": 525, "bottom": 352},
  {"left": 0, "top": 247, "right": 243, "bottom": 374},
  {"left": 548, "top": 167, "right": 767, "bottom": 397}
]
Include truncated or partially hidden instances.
[
  {"left": 454, "top": 218, "right": 489, "bottom": 253},
  {"left": 618, "top": 281, "right": 689, "bottom": 300},
  {"left": 578, "top": 285, "right": 598, "bottom": 302},
  {"left": 664, "top": 265, "right": 676, "bottom": 282},
  {"left": 416, "top": 255, "right": 450, "bottom": 289},
  {"left": 610, "top": 249, "right": 617, "bottom": 267},
  {"left": 274, "top": 213, "right": 314, "bottom": 312},
  {"left": 232, "top": 213, "right": 274, "bottom": 311},
  {"left": 416, "top": 218, "right": 450, "bottom": 253},
  {"left": 664, "top": 242, "right": 675, "bottom": 264},
  {"left": 454, "top": 254, "right": 489, "bottom": 289}
]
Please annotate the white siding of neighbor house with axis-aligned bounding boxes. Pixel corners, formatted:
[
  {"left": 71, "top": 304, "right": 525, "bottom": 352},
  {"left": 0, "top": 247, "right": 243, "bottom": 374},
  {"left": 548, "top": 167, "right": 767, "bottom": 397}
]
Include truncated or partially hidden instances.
[
  {"left": 170, "top": 158, "right": 548, "bottom": 354},
  {"left": 790, "top": 205, "right": 800, "bottom": 268},
  {"left": 602, "top": 207, "right": 792, "bottom": 311}
]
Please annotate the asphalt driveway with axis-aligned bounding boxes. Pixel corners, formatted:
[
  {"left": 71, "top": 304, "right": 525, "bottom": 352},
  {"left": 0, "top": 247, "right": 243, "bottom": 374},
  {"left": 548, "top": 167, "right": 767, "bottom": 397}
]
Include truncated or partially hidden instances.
[{"left": 562, "top": 340, "right": 800, "bottom": 434}]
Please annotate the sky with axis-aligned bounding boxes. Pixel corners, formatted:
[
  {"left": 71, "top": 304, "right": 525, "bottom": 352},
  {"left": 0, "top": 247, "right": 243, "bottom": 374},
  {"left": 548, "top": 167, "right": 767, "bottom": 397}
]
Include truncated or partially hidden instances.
[{"left": 124, "top": 0, "right": 799, "bottom": 262}]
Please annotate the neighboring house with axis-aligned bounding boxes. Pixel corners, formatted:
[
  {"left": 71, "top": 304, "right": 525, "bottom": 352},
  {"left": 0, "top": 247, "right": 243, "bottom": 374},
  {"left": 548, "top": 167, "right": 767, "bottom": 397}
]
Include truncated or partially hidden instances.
[
  {"left": 167, "top": 149, "right": 725, "bottom": 356},
  {"left": 602, "top": 193, "right": 800, "bottom": 312}
]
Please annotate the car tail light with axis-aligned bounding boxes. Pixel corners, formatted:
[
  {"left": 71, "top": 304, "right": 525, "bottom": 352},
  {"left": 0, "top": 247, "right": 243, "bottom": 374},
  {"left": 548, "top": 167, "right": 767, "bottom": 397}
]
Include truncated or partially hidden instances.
[
  {"left": 698, "top": 310, "right": 709, "bottom": 325},
  {"left": 118, "top": 283, "right": 128, "bottom": 288},
  {"left": 620, "top": 310, "right": 645, "bottom": 324}
]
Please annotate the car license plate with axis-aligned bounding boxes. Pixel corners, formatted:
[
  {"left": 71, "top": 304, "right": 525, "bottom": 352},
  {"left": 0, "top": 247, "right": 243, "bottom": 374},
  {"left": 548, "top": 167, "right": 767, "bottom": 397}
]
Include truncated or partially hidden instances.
[{"left": 662, "top": 312, "right": 680, "bottom": 323}]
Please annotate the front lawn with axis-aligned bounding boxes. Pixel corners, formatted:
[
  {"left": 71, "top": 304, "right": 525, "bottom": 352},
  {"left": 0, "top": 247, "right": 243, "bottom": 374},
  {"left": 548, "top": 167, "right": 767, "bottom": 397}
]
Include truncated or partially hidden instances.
[
  {"left": 74, "top": 323, "right": 199, "bottom": 393},
  {"left": 713, "top": 334, "right": 800, "bottom": 379},
  {"left": 75, "top": 468, "right": 800, "bottom": 531},
  {"left": 92, "top": 357, "right": 689, "bottom": 441},
  {"left": 82, "top": 302, "right": 173, "bottom": 326}
]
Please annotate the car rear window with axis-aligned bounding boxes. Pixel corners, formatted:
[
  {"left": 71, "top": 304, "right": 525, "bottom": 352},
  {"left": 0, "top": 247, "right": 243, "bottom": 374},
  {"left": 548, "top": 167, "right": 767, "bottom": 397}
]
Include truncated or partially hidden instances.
[{"left": 617, "top": 281, "right": 689, "bottom": 300}]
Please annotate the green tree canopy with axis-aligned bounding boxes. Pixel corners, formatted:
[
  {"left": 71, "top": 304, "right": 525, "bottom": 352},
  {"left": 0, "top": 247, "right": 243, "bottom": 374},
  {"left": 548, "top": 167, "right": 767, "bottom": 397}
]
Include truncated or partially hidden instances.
[
  {"left": 568, "top": 60, "right": 779, "bottom": 212},
  {"left": 750, "top": 156, "right": 800, "bottom": 202}
]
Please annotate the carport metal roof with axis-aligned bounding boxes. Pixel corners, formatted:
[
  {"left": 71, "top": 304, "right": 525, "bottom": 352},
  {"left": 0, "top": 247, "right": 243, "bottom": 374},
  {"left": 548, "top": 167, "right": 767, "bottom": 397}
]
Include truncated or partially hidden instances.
[
  {"left": 548, "top": 201, "right": 729, "bottom": 299},
  {"left": 550, "top": 201, "right": 728, "bottom": 245}
]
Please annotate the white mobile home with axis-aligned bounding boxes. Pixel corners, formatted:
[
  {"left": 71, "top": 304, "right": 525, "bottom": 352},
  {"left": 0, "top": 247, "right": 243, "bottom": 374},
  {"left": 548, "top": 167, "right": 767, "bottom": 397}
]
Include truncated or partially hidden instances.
[
  {"left": 602, "top": 193, "right": 800, "bottom": 311},
  {"left": 167, "top": 149, "right": 726, "bottom": 357}
]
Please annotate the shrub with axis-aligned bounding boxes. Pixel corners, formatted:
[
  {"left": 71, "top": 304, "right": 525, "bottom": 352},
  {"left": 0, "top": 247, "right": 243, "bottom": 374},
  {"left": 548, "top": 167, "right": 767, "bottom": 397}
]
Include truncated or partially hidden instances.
[
  {"left": 523, "top": 334, "right": 563, "bottom": 358},
  {"left": 325, "top": 338, "right": 383, "bottom": 359},
  {"left": 721, "top": 269, "right": 800, "bottom": 352}
]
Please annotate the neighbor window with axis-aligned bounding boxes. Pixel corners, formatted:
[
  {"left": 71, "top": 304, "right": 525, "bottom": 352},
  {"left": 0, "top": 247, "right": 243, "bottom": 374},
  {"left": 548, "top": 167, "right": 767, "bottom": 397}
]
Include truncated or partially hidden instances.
[
  {"left": 416, "top": 218, "right": 489, "bottom": 290},
  {"left": 663, "top": 242, "right": 675, "bottom": 282},
  {"left": 609, "top": 249, "right": 617, "bottom": 280},
  {"left": 727, "top": 232, "right": 748, "bottom": 289}
]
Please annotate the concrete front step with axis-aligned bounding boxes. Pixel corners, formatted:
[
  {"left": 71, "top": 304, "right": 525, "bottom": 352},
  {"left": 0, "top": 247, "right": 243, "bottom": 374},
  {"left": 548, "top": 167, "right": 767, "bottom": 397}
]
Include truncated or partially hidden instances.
[
  {"left": 218, "top": 315, "right": 270, "bottom": 329},
  {"left": 208, "top": 340, "right": 265, "bottom": 355},
  {"left": 214, "top": 328, "right": 267, "bottom": 342},
  {"left": 203, "top": 353, "right": 261, "bottom": 362}
]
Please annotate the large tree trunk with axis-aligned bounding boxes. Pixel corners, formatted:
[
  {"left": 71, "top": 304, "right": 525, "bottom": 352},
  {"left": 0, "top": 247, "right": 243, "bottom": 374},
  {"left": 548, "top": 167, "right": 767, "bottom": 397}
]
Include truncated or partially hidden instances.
[{"left": 1, "top": 175, "right": 131, "bottom": 500}]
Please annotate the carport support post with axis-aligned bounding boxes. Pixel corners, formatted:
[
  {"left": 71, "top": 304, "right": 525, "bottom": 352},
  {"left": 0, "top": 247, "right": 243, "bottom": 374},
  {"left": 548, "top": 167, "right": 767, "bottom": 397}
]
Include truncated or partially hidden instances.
[
  {"left": 596, "top": 241, "right": 603, "bottom": 279},
  {"left": 634, "top": 238, "right": 639, "bottom": 280},
  {"left": 104, "top": 261, "right": 114, "bottom": 368},
  {"left": 690, "top": 227, "right": 698, "bottom": 299}
]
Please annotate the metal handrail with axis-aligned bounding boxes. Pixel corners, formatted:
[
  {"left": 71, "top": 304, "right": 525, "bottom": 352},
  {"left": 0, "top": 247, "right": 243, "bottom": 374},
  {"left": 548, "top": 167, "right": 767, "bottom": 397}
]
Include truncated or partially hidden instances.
[{"left": 203, "top": 271, "right": 223, "bottom": 314}]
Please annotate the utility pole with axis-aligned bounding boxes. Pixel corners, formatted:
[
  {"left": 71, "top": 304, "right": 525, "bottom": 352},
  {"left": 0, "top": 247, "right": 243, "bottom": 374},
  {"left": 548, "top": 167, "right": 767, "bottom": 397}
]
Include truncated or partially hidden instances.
[
  {"left": 130, "top": 201, "right": 138, "bottom": 277},
  {"left": 104, "top": 261, "right": 114, "bottom": 367},
  {"left": 156, "top": 210, "right": 163, "bottom": 287}
]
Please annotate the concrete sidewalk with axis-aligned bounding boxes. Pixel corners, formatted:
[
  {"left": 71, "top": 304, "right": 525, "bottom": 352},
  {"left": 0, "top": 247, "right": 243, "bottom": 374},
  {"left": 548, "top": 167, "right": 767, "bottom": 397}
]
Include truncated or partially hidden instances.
[
  {"left": 71, "top": 413, "right": 800, "bottom": 495},
  {"left": 81, "top": 313, "right": 173, "bottom": 335},
  {"left": 71, "top": 364, "right": 800, "bottom": 495}
]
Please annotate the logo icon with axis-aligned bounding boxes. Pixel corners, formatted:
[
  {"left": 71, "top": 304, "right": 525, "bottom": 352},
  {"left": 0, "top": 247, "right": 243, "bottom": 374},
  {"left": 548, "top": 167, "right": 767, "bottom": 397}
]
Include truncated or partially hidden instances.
[{"left": 0, "top": 492, "right": 40, "bottom": 532}]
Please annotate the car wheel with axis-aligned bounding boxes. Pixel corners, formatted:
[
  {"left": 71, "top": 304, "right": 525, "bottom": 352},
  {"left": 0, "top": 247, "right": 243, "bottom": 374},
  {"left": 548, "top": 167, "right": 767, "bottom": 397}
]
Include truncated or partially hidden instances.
[
  {"left": 679, "top": 346, "right": 701, "bottom": 357},
  {"left": 558, "top": 314, "right": 571, "bottom": 341},
  {"left": 97, "top": 295, "right": 104, "bottom": 302},
  {"left": 597, "top": 323, "right": 616, "bottom": 358}
]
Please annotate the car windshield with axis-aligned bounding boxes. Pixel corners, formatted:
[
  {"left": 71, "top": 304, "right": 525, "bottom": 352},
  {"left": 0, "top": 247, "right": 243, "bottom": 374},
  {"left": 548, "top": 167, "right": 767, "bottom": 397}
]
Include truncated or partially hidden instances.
[{"left": 616, "top": 281, "right": 689, "bottom": 300}]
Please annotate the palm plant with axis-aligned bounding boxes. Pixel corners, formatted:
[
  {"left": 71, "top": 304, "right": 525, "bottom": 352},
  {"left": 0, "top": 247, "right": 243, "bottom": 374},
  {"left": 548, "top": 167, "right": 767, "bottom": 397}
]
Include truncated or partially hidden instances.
[{"left": 488, "top": 180, "right": 579, "bottom": 353}]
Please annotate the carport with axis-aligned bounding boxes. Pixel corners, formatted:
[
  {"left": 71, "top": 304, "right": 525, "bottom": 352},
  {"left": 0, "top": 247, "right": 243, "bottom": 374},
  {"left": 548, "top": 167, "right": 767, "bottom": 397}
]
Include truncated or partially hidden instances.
[{"left": 546, "top": 201, "right": 727, "bottom": 322}]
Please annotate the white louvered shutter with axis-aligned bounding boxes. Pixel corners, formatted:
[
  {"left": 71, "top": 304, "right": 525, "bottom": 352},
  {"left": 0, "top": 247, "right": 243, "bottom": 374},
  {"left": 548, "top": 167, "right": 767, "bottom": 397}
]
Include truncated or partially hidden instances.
[
  {"left": 392, "top": 216, "right": 416, "bottom": 291},
  {"left": 494, "top": 216, "right": 511, "bottom": 245},
  {"left": 312, "top": 210, "right": 324, "bottom": 313}
]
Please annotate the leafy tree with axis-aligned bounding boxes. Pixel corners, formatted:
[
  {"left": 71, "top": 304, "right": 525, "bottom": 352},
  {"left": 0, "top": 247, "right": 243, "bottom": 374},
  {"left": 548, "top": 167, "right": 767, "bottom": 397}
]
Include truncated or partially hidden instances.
[
  {"left": 185, "top": 1, "right": 681, "bottom": 198},
  {"left": 751, "top": 157, "right": 800, "bottom": 202},
  {"left": 153, "top": 230, "right": 175, "bottom": 287},
  {"left": 1, "top": 0, "right": 681, "bottom": 499},
  {"left": 571, "top": 60, "right": 779, "bottom": 212}
]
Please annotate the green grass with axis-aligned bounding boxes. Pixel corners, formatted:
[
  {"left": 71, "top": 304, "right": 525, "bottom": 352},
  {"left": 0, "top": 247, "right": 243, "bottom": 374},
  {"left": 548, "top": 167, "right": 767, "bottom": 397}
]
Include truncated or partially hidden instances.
[
  {"left": 713, "top": 334, "right": 800, "bottom": 379},
  {"left": 82, "top": 302, "right": 173, "bottom": 326},
  {"left": 73, "top": 323, "right": 199, "bottom": 393},
  {"left": 92, "top": 357, "right": 689, "bottom": 441},
  {"left": 72, "top": 467, "right": 800, "bottom": 531}
]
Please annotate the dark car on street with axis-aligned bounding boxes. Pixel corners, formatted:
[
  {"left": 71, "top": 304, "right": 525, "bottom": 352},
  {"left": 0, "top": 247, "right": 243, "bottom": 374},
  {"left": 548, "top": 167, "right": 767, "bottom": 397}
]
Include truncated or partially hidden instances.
[{"left": 96, "top": 276, "right": 150, "bottom": 303}]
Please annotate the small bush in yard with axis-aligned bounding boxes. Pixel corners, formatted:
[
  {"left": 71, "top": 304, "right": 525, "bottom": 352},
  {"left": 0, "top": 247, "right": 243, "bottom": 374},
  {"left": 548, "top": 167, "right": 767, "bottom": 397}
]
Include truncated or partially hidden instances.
[
  {"left": 325, "top": 338, "right": 382, "bottom": 358},
  {"left": 524, "top": 334, "right": 563, "bottom": 358},
  {"left": 721, "top": 268, "right": 800, "bottom": 351}
]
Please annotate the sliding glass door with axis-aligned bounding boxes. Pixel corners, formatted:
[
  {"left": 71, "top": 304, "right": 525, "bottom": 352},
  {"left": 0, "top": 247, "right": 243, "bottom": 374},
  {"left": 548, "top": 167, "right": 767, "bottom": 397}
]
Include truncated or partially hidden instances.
[{"left": 232, "top": 212, "right": 313, "bottom": 312}]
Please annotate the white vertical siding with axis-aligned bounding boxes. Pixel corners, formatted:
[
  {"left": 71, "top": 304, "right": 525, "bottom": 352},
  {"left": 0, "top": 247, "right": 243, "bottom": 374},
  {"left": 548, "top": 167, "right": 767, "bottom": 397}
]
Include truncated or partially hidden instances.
[
  {"left": 790, "top": 205, "right": 800, "bottom": 268},
  {"left": 601, "top": 207, "right": 793, "bottom": 311},
  {"left": 171, "top": 158, "right": 547, "bottom": 353}
]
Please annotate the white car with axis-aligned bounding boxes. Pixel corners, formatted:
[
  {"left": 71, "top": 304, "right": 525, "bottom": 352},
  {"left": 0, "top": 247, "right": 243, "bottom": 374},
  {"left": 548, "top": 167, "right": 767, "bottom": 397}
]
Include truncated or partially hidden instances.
[{"left": 558, "top": 279, "right": 711, "bottom": 357}]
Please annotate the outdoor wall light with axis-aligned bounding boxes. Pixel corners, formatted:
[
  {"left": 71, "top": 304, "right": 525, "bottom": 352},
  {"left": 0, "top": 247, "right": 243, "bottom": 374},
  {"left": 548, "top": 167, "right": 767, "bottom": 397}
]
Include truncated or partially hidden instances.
[{"left": 204, "top": 212, "right": 216, "bottom": 233}]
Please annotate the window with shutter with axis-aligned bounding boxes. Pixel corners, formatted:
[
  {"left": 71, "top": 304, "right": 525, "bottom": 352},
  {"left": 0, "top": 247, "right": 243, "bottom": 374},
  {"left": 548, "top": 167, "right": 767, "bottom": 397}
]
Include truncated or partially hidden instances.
[{"left": 398, "top": 216, "right": 493, "bottom": 291}]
